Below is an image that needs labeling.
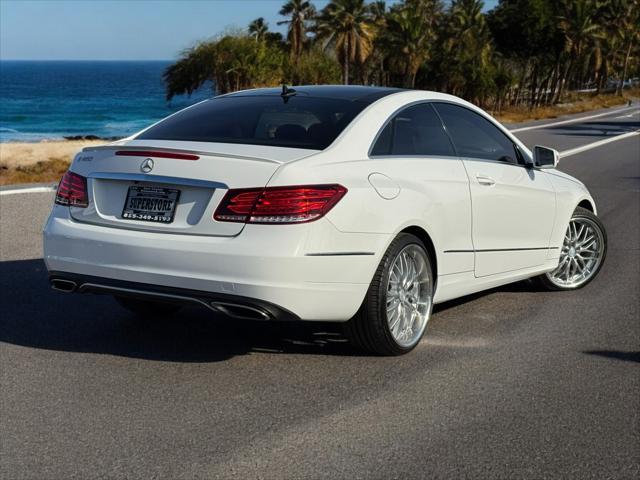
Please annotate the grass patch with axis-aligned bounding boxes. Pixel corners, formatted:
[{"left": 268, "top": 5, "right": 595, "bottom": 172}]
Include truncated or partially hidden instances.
[
  {"left": 495, "top": 89, "right": 639, "bottom": 124},
  {"left": 0, "top": 157, "right": 70, "bottom": 186}
]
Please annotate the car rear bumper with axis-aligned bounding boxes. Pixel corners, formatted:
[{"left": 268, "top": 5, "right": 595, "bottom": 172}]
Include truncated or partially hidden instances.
[
  {"left": 43, "top": 206, "right": 387, "bottom": 321},
  {"left": 48, "top": 271, "right": 301, "bottom": 321}
]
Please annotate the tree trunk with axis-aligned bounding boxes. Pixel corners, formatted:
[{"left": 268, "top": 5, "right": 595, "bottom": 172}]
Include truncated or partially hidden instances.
[
  {"left": 555, "top": 55, "right": 573, "bottom": 104},
  {"left": 536, "top": 68, "right": 553, "bottom": 107},
  {"left": 513, "top": 64, "right": 527, "bottom": 107},
  {"left": 598, "top": 60, "right": 608, "bottom": 92},
  {"left": 617, "top": 40, "right": 633, "bottom": 95},
  {"left": 596, "top": 59, "right": 607, "bottom": 95},
  {"left": 546, "top": 62, "right": 560, "bottom": 106},
  {"left": 293, "top": 23, "right": 302, "bottom": 65},
  {"left": 408, "top": 68, "right": 417, "bottom": 88},
  {"left": 343, "top": 39, "right": 350, "bottom": 85},
  {"left": 529, "top": 63, "right": 539, "bottom": 108}
]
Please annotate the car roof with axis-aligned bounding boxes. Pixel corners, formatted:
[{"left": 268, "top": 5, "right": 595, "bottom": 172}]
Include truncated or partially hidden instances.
[{"left": 223, "top": 85, "right": 404, "bottom": 104}]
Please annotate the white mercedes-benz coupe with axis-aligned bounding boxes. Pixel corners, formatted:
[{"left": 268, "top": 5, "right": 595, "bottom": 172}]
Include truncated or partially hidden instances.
[{"left": 44, "top": 86, "right": 607, "bottom": 355}]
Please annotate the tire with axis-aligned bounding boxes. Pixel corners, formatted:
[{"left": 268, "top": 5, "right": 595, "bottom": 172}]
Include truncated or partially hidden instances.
[
  {"left": 536, "top": 206, "right": 607, "bottom": 291},
  {"left": 344, "top": 233, "right": 434, "bottom": 356},
  {"left": 114, "top": 296, "right": 182, "bottom": 319}
]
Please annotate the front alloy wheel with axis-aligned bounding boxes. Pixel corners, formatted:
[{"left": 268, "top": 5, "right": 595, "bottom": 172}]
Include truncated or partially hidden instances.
[
  {"left": 538, "top": 207, "right": 607, "bottom": 290},
  {"left": 345, "top": 233, "right": 434, "bottom": 355}
]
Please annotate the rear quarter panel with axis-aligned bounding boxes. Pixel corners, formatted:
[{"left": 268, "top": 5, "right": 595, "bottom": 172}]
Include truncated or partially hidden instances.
[{"left": 269, "top": 155, "right": 474, "bottom": 277}]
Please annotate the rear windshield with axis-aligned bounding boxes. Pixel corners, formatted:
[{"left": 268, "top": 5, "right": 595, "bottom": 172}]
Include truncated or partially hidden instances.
[{"left": 137, "top": 95, "right": 369, "bottom": 150}]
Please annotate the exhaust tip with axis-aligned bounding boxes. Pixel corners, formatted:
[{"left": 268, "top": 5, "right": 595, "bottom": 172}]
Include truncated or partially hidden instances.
[
  {"left": 210, "top": 302, "right": 271, "bottom": 321},
  {"left": 51, "top": 279, "right": 77, "bottom": 293}
]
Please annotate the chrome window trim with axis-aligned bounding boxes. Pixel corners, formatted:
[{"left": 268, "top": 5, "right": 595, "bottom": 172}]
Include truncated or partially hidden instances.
[
  {"left": 449, "top": 156, "right": 535, "bottom": 171},
  {"left": 368, "top": 154, "right": 461, "bottom": 161}
]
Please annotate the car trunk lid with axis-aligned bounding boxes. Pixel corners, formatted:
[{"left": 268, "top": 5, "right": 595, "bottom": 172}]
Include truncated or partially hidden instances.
[{"left": 68, "top": 141, "right": 316, "bottom": 237}]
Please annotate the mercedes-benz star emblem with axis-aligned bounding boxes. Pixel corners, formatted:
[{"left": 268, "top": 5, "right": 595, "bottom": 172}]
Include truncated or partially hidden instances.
[{"left": 140, "top": 158, "right": 154, "bottom": 173}]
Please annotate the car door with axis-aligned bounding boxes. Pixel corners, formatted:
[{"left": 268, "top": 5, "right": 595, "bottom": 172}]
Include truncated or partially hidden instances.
[
  {"left": 433, "top": 102, "right": 555, "bottom": 277},
  {"left": 368, "top": 103, "right": 474, "bottom": 277}
]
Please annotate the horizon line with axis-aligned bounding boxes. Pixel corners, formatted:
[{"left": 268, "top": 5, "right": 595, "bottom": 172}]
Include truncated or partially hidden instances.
[{"left": 0, "top": 58, "right": 175, "bottom": 62}]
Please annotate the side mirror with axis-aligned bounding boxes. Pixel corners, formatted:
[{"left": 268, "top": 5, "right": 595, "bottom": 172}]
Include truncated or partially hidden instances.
[{"left": 533, "top": 145, "right": 559, "bottom": 169}]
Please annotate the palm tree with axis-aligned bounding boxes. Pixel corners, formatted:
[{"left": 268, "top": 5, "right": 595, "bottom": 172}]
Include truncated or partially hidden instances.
[
  {"left": 369, "top": 1, "right": 388, "bottom": 85},
  {"left": 558, "top": 0, "right": 601, "bottom": 94},
  {"left": 591, "top": 0, "right": 623, "bottom": 93},
  {"left": 383, "top": 1, "right": 439, "bottom": 88},
  {"left": 447, "top": 0, "right": 493, "bottom": 100},
  {"left": 163, "top": 0, "right": 639, "bottom": 108},
  {"left": 316, "top": 0, "right": 376, "bottom": 85},
  {"left": 164, "top": 36, "right": 285, "bottom": 98},
  {"left": 278, "top": 0, "right": 316, "bottom": 63},
  {"left": 450, "top": 0, "right": 486, "bottom": 39},
  {"left": 369, "top": 0, "right": 386, "bottom": 18},
  {"left": 616, "top": 0, "right": 640, "bottom": 93},
  {"left": 248, "top": 17, "right": 269, "bottom": 43}
]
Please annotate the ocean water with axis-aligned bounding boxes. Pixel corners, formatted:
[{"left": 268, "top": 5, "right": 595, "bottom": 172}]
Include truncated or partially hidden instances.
[{"left": 0, "top": 61, "right": 212, "bottom": 142}]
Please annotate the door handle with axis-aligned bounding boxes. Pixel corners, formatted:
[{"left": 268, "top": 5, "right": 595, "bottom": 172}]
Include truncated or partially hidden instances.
[{"left": 476, "top": 174, "right": 496, "bottom": 186}]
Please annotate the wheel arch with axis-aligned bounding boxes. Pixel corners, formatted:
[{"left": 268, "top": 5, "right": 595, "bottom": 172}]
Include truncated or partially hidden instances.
[
  {"left": 399, "top": 225, "right": 438, "bottom": 283},
  {"left": 351, "top": 224, "right": 440, "bottom": 316},
  {"left": 577, "top": 198, "right": 596, "bottom": 214}
]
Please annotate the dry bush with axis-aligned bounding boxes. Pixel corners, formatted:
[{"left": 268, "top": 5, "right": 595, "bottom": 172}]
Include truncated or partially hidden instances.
[
  {"left": 495, "top": 89, "right": 639, "bottom": 124},
  {"left": 0, "top": 158, "right": 70, "bottom": 186}
]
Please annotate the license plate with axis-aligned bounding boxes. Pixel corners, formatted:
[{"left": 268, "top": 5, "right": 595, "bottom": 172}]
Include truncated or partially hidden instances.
[{"left": 122, "top": 185, "right": 180, "bottom": 223}]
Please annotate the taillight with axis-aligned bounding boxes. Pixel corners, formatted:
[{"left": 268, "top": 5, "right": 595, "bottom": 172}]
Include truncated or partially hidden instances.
[
  {"left": 214, "top": 184, "right": 347, "bottom": 224},
  {"left": 55, "top": 171, "right": 88, "bottom": 208}
]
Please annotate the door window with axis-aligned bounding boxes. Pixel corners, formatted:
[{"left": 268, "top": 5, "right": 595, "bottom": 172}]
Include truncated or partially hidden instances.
[
  {"left": 371, "top": 103, "right": 455, "bottom": 157},
  {"left": 434, "top": 103, "right": 521, "bottom": 164}
]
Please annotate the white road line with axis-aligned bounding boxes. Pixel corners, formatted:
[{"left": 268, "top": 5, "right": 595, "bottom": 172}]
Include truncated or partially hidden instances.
[
  {"left": 559, "top": 129, "right": 640, "bottom": 158},
  {"left": 510, "top": 106, "right": 639, "bottom": 133},
  {"left": 0, "top": 186, "right": 56, "bottom": 196}
]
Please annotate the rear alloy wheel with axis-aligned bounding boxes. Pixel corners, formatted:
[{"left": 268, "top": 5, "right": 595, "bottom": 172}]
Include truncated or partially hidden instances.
[
  {"left": 345, "top": 233, "right": 434, "bottom": 355},
  {"left": 114, "top": 296, "right": 182, "bottom": 319},
  {"left": 537, "top": 207, "right": 607, "bottom": 291}
]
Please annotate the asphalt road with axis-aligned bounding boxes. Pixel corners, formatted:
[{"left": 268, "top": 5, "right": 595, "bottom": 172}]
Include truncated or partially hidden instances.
[{"left": 1, "top": 106, "right": 639, "bottom": 479}]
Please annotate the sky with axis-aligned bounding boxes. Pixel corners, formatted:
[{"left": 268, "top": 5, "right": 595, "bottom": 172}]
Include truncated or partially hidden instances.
[{"left": 0, "top": 0, "right": 499, "bottom": 61}]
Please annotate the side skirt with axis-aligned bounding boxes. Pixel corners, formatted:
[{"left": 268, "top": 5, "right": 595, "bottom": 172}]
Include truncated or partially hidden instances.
[{"left": 433, "top": 258, "right": 558, "bottom": 304}]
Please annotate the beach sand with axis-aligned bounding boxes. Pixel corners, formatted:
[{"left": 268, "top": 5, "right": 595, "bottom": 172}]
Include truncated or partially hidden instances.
[
  {"left": 0, "top": 140, "right": 106, "bottom": 169},
  {"left": 0, "top": 140, "right": 106, "bottom": 185}
]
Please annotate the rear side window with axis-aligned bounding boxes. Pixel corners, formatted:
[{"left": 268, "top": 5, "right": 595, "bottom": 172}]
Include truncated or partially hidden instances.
[
  {"left": 371, "top": 103, "right": 455, "bottom": 156},
  {"left": 138, "top": 96, "right": 368, "bottom": 150},
  {"left": 433, "top": 103, "right": 520, "bottom": 164}
]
